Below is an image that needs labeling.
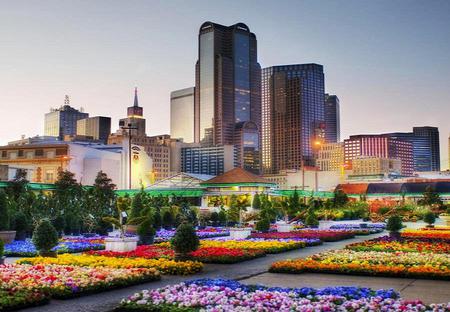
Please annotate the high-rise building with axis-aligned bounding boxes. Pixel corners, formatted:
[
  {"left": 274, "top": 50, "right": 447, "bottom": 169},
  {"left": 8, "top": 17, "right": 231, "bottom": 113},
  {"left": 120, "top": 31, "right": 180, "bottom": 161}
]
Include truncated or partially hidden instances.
[
  {"left": 76, "top": 116, "right": 111, "bottom": 144},
  {"left": 351, "top": 157, "right": 401, "bottom": 177},
  {"left": 385, "top": 132, "right": 432, "bottom": 172},
  {"left": 170, "top": 87, "right": 195, "bottom": 143},
  {"left": 261, "top": 64, "right": 325, "bottom": 174},
  {"left": 119, "top": 88, "right": 146, "bottom": 137},
  {"left": 194, "top": 22, "right": 261, "bottom": 174},
  {"left": 413, "top": 126, "right": 440, "bottom": 171},
  {"left": 324, "top": 94, "right": 340, "bottom": 143},
  {"left": 344, "top": 134, "right": 414, "bottom": 176},
  {"left": 44, "top": 95, "right": 89, "bottom": 138},
  {"left": 181, "top": 145, "right": 238, "bottom": 176},
  {"left": 317, "top": 142, "right": 344, "bottom": 171}
]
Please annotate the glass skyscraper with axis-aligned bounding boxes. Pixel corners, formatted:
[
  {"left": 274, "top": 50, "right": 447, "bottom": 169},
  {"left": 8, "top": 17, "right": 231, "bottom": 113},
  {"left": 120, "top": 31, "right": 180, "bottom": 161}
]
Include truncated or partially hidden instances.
[
  {"left": 413, "top": 126, "right": 440, "bottom": 171},
  {"left": 261, "top": 64, "right": 325, "bottom": 174},
  {"left": 170, "top": 87, "right": 195, "bottom": 143},
  {"left": 324, "top": 94, "right": 340, "bottom": 143},
  {"left": 194, "top": 22, "right": 261, "bottom": 174}
]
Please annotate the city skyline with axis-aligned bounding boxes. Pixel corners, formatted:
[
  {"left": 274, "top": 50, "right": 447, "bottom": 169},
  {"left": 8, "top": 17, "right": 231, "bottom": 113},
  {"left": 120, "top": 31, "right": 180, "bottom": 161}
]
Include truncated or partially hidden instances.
[{"left": 1, "top": 1, "right": 449, "bottom": 169}]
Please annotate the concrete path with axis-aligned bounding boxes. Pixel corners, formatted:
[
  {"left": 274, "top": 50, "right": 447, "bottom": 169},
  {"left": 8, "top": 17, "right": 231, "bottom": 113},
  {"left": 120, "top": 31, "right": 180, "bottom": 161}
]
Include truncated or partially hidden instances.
[{"left": 13, "top": 232, "right": 449, "bottom": 311}]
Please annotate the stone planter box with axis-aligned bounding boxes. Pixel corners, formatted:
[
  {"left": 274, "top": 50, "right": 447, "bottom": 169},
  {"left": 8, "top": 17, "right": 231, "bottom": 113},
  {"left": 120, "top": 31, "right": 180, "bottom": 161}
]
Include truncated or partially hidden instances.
[
  {"left": 0, "top": 231, "right": 16, "bottom": 244},
  {"left": 319, "top": 221, "right": 335, "bottom": 229},
  {"left": 440, "top": 215, "right": 450, "bottom": 226},
  {"left": 105, "top": 236, "right": 139, "bottom": 252},
  {"left": 277, "top": 224, "right": 294, "bottom": 233},
  {"left": 229, "top": 228, "right": 252, "bottom": 240}
]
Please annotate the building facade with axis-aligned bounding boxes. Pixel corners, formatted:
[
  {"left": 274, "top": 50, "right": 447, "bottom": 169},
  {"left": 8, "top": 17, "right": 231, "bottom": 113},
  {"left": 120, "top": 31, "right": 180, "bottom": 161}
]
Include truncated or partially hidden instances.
[
  {"left": 44, "top": 96, "right": 89, "bottom": 138},
  {"left": 413, "top": 126, "right": 440, "bottom": 171},
  {"left": 170, "top": 87, "right": 195, "bottom": 143},
  {"left": 351, "top": 157, "right": 401, "bottom": 177},
  {"left": 261, "top": 64, "right": 325, "bottom": 174},
  {"left": 324, "top": 94, "right": 340, "bottom": 143},
  {"left": 317, "top": 142, "right": 344, "bottom": 171},
  {"left": 344, "top": 135, "right": 414, "bottom": 176},
  {"left": 194, "top": 21, "right": 261, "bottom": 174},
  {"left": 181, "top": 145, "right": 238, "bottom": 176},
  {"left": 76, "top": 116, "right": 111, "bottom": 144}
]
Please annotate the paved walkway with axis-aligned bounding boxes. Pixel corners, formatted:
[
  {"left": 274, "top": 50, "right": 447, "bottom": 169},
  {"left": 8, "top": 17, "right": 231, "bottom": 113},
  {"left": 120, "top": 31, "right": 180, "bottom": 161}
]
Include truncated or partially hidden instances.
[{"left": 13, "top": 232, "right": 450, "bottom": 311}]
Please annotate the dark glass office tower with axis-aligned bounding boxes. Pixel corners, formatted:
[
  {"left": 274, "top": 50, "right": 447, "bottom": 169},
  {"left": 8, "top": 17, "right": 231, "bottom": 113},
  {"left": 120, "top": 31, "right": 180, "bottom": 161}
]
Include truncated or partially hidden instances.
[
  {"left": 324, "top": 94, "right": 340, "bottom": 143},
  {"left": 413, "top": 126, "right": 440, "bottom": 171},
  {"left": 385, "top": 132, "right": 432, "bottom": 172},
  {"left": 194, "top": 22, "right": 261, "bottom": 174},
  {"left": 261, "top": 64, "right": 325, "bottom": 174}
]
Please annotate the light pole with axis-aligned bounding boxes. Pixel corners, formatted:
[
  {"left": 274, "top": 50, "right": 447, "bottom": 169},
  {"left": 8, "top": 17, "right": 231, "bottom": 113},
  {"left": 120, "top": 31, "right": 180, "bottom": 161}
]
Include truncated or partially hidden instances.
[{"left": 119, "top": 121, "right": 138, "bottom": 189}]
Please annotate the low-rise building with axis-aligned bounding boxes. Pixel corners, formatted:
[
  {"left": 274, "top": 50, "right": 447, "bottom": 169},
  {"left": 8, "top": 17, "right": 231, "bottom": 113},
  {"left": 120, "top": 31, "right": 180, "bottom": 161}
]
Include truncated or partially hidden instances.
[
  {"left": 317, "top": 142, "right": 344, "bottom": 171},
  {"left": 351, "top": 157, "right": 401, "bottom": 177}
]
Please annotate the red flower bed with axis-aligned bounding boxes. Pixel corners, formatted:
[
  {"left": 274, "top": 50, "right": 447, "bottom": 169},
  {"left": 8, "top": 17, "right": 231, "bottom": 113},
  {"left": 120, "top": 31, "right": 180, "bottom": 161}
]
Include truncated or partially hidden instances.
[
  {"left": 86, "top": 245, "right": 265, "bottom": 264},
  {"left": 250, "top": 230, "right": 355, "bottom": 242}
]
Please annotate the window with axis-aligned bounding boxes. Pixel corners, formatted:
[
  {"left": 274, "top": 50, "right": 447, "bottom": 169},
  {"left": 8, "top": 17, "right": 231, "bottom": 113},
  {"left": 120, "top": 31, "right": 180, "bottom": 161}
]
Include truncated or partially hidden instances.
[
  {"left": 18, "top": 150, "right": 24, "bottom": 157},
  {"left": 35, "top": 149, "right": 44, "bottom": 157}
]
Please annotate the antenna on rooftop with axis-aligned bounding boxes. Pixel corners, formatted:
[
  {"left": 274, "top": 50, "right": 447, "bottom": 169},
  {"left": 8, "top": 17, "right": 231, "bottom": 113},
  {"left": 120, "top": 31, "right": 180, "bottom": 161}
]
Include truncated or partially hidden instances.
[{"left": 64, "top": 95, "right": 70, "bottom": 105}]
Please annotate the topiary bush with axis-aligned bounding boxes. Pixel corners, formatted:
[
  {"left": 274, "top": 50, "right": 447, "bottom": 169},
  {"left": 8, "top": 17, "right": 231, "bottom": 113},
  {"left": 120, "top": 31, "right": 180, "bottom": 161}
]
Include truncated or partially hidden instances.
[
  {"left": 137, "top": 219, "right": 156, "bottom": 245},
  {"left": 171, "top": 222, "right": 199, "bottom": 260},
  {"left": 423, "top": 211, "right": 436, "bottom": 227},
  {"left": 0, "top": 190, "right": 10, "bottom": 231},
  {"left": 386, "top": 215, "right": 403, "bottom": 239},
  {"left": 255, "top": 218, "right": 270, "bottom": 233},
  {"left": 32, "top": 219, "right": 59, "bottom": 257}
]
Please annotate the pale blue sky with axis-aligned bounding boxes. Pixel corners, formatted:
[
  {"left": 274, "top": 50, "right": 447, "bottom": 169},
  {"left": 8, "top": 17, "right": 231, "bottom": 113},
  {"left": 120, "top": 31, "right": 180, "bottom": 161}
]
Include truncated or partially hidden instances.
[{"left": 1, "top": 0, "right": 449, "bottom": 168}]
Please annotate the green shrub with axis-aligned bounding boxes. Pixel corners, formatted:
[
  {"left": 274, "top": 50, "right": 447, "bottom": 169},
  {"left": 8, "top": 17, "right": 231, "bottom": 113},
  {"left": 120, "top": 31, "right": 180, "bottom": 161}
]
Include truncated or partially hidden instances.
[
  {"left": 32, "top": 219, "right": 59, "bottom": 255},
  {"left": 255, "top": 218, "right": 270, "bottom": 232},
  {"left": 137, "top": 219, "right": 156, "bottom": 245},
  {"left": 423, "top": 211, "right": 436, "bottom": 226},
  {"left": 162, "top": 210, "right": 174, "bottom": 229},
  {"left": 171, "top": 223, "right": 199, "bottom": 259},
  {"left": 0, "top": 190, "right": 10, "bottom": 231},
  {"left": 0, "top": 239, "right": 4, "bottom": 258},
  {"left": 386, "top": 215, "right": 403, "bottom": 233},
  {"left": 305, "top": 210, "right": 319, "bottom": 227}
]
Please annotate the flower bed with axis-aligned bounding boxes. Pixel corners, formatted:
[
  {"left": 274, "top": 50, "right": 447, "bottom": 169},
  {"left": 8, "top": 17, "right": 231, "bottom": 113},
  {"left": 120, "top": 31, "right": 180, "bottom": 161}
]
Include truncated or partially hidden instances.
[
  {"left": 4, "top": 240, "right": 104, "bottom": 257},
  {"left": 87, "top": 245, "right": 265, "bottom": 264},
  {"left": 346, "top": 236, "right": 450, "bottom": 254},
  {"left": 198, "top": 239, "right": 306, "bottom": 254},
  {"left": 0, "top": 264, "right": 160, "bottom": 299},
  {"left": 402, "top": 229, "right": 450, "bottom": 242},
  {"left": 18, "top": 254, "right": 203, "bottom": 275},
  {"left": 205, "top": 236, "right": 323, "bottom": 247},
  {"left": 0, "top": 288, "right": 50, "bottom": 311},
  {"left": 330, "top": 223, "right": 385, "bottom": 234},
  {"left": 154, "top": 228, "right": 229, "bottom": 243},
  {"left": 270, "top": 249, "right": 450, "bottom": 279},
  {"left": 116, "top": 278, "right": 450, "bottom": 312},
  {"left": 250, "top": 229, "right": 355, "bottom": 242}
]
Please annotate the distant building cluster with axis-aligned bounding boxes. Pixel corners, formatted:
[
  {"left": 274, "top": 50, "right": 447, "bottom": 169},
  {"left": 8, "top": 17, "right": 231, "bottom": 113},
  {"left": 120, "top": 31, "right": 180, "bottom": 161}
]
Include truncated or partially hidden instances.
[{"left": 0, "top": 21, "right": 446, "bottom": 191}]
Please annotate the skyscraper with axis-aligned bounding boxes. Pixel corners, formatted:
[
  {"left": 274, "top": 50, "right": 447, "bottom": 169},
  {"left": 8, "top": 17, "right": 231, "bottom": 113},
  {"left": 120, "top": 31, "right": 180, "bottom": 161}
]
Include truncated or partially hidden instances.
[
  {"left": 324, "top": 94, "right": 340, "bottom": 143},
  {"left": 44, "top": 95, "right": 89, "bottom": 139},
  {"left": 261, "top": 64, "right": 325, "bottom": 174},
  {"left": 413, "top": 126, "right": 440, "bottom": 171},
  {"left": 76, "top": 116, "right": 111, "bottom": 144},
  {"left": 119, "top": 88, "right": 146, "bottom": 137},
  {"left": 194, "top": 21, "right": 261, "bottom": 174},
  {"left": 170, "top": 87, "right": 195, "bottom": 143}
]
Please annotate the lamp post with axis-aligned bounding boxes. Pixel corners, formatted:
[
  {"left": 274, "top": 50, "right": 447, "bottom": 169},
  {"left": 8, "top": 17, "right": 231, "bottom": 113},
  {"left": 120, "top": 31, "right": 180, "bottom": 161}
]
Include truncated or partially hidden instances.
[{"left": 119, "top": 122, "right": 138, "bottom": 189}]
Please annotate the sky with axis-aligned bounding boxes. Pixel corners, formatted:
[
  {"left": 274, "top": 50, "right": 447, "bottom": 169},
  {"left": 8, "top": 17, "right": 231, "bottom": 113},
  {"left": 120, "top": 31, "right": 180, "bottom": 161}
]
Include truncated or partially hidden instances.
[{"left": 1, "top": 0, "right": 449, "bottom": 169}]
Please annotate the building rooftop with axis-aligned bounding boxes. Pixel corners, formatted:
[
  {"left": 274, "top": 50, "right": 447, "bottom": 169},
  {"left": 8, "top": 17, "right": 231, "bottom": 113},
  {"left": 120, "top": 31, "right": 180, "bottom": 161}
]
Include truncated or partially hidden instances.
[{"left": 202, "top": 167, "right": 274, "bottom": 185}]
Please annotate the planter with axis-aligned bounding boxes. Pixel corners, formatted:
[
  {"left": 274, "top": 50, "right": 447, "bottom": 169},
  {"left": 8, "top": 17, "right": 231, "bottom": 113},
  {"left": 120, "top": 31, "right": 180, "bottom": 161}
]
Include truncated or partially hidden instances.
[
  {"left": 229, "top": 228, "right": 252, "bottom": 240},
  {"left": 319, "top": 221, "right": 335, "bottom": 230},
  {"left": 0, "top": 231, "right": 16, "bottom": 244},
  {"left": 440, "top": 215, "right": 450, "bottom": 226},
  {"left": 105, "top": 236, "right": 139, "bottom": 252},
  {"left": 277, "top": 223, "right": 294, "bottom": 233}
]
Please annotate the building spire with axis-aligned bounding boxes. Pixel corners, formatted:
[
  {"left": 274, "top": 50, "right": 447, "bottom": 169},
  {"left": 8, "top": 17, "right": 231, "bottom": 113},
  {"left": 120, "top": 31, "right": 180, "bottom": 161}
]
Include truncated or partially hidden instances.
[{"left": 134, "top": 87, "right": 138, "bottom": 107}]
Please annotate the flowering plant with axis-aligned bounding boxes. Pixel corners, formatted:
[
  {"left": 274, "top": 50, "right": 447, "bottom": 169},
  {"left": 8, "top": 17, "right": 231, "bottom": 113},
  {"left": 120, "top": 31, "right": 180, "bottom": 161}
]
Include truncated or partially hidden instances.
[
  {"left": 4, "top": 240, "right": 104, "bottom": 257},
  {"left": 0, "top": 288, "right": 49, "bottom": 311},
  {"left": 250, "top": 229, "right": 355, "bottom": 242}
]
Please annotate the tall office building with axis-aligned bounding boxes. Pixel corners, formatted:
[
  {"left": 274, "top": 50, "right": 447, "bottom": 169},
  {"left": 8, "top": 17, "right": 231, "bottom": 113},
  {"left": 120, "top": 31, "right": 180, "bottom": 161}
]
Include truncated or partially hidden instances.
[
  {"left": 385, "top": 132, "right": 432, "bottom": 172},
  {"left": 261, "top": 64, "right": 325, "bottom": 174},
  {"left": 413, "top": 126, "right": 440, "bottom": 171},
  {"left": 194, "top": 21, "right": 261, "bottom": 174},
  {"left": 181, "top": 145, "right": 238, "bottom": 176},
  {"left": 76, "top": 116, "right": 111, "bottom": 144},
  {"left": 324, "top": 94, "right": 340, "bottom": 143},
  {"left": 317, "top": 142, "right": 344, "bottom": 171},
  {"left": 170, "top": 87, "right": 195, "bottom": 143},
  {"left": 118, "top": 88, "right": 146, "bottom": 137},
  {"left": 344, "top": 135, "right": 414, "bottom": 176},
  {"left": 44, "top": 95, "right": 89, "bottom": 138}
]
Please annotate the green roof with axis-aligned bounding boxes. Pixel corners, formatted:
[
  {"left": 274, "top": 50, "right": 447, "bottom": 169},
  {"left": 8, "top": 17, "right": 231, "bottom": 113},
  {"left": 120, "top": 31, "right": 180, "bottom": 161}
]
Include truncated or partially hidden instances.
[
  {"left": 116, "top": 188, "right": 204, "bottom": 197},
  {"left": 275, "top": 189, "right": 335, "bottom": 198}
]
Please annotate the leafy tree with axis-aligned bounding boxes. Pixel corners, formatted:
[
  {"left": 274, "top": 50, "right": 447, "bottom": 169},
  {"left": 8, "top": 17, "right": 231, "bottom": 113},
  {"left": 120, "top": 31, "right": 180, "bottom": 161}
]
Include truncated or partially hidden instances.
[
  {"left": 419, "top": 186, "right": 442, "bottom": 208},
  {"left": 0, "top": 190, "right": 10, "bottom": 231},
  {"left": 386, "top": 215, "right": 403, "bottom": 239},
  {"left": 333, "top": 189, "right": 349, "bottom": 208},
  {"left": 162, "top": 210, "right": 174, "bottom": 229},
  {"left": 210, "top": 211, "right": 219, "bottom": 226},
  {"left": 423, "top": 210, "right": 436, "bottom": 227},
  {"left": 289, "top": 189, "right": 301, "bottom": 214},
  {"left": 255, "top": 218, "right": 270, "bottom": 232},
  {"left": 228, "top": 194, "right": 250, "bottom": 225},
  {"left": 130, "top": 192, "right": 145, "bottom": 219},
  {"left": 252, "top": 193, "right": 261, "bottom": 209},
  {"left": 218, "top": 206, "right": 227, "bottom": 226},
  {"left": 6, "top": 169, "right": 28, "bottom": 200},
  {"left": 260, "top": 194, "right": 277, "bottom": 221}
]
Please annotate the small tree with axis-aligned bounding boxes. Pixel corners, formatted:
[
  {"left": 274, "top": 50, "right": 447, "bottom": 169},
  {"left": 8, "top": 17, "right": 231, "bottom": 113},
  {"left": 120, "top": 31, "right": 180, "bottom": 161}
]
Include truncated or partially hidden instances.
[
  {"left": 0, "top": 190, "right": 10, "bottom": 231},
  {"left": 32, "top": 219, "right": 59, "bottom": 257},
  {"left": 0, "top": 239, "right": 4, "bottom": 264},
  {"left": 423, "top": 211, "right": 436, "bottom": 228},
  {"left": 255, "top": 218, "right": 270, "bottom": 232},
  {"left": 130, "top": 192, "right": 145, "bottom": 219},
  {"left": 171, "top": 222, "right": 199, "bottom": 260},
  {"left": 162, "top": 210, "right": 174, "bottom": 229},
  {"left": 137, "top": 219, "right": 156, "bottom": 245},
  {"left": 386, "top": 215, "right": 403, "bottom": 239},
  {"left": 252, "top": 193, "right": 261, "bottom": 210},
  {"left": 305, "top": 209, "right": 319, "bottom": 227},
  {"left": 333, "top": 189, "right": 349, "bottom": 208},
  {"left": 420, "top": 186, "right": 442, "bottom": 208}
]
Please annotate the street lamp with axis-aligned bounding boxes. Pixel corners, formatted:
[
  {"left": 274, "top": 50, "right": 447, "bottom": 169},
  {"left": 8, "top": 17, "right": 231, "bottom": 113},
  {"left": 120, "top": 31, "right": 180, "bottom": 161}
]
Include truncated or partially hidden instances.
[{"left": 119, "top": 121, "right": 138, "bottom": 189}]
